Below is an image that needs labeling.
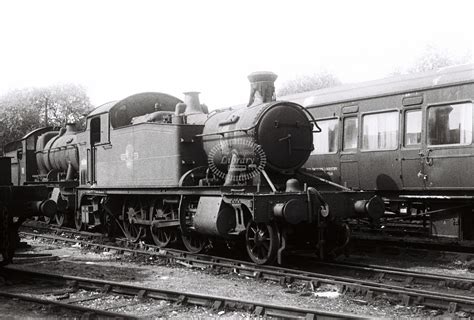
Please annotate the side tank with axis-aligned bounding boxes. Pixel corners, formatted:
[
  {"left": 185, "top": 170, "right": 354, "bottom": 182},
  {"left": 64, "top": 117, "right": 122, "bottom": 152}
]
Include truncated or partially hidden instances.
[
  {"left": 202, "top": 72, "right": 314, "bottom": 174},
  {"left": 36, "top": 124, "right": 79, "bottom": 179}
]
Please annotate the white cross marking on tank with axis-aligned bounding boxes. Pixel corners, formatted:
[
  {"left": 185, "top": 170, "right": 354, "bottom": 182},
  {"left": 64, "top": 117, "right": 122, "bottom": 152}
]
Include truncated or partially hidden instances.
[{"left": 120, "top": 144, "right": 139, "bottom": 169}]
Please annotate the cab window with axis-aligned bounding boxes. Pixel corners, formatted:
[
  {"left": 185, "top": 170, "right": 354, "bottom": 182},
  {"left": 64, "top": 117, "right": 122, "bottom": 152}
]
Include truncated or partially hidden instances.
[
  {"left": 89, "top": 114, "right": 110, "bottom": 145},
  {"left": 428, "top": 102, "right": 472, "bottom": 146},
  {"left": 404, "top": 110, "right": 422, "bottom": 147},
  {"left": 343, "top": 117, "right": 358, "bottom": 151},
  {"left": 90, "top": 117, "right": 101, "bottom": 145},
  {"left": 362, "top": 111, "right": 399, "bottom": 150},
  {"left": 312, "top": 118, "right": 338, "bottom": 154}
]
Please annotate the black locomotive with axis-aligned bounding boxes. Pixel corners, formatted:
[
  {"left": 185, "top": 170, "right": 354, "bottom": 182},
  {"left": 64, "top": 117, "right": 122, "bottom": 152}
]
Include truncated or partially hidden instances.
[
  {"left": 0, "top": 157, "right": 56, "bottom": 265},
  {"left": 5, "top": 72, "right": 383, "bottom": 264}
]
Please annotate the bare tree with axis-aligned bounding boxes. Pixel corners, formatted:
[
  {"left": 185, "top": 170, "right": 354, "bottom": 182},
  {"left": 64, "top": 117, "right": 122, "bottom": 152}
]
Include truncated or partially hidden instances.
[
  {"left": 0, "top": 84, "right": 93, "bottom": 147},
  {"left": 277, "top": 70, "right": 342, "bottom": 96}
]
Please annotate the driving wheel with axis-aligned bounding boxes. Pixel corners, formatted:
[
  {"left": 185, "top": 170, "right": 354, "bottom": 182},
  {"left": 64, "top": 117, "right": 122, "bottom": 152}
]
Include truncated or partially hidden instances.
[
  {"left": 150, "top": 225, "right": 177, "bottom": 248},
  {"left": 75, "top": 209, "right": 85, "bottom": 231},
  {"left": 149, "top": 199, "right": 178, "bottom": 248},
  {"left": 179, "top": 196, "right": 207, "bottom": 253},
  {"left": 181, "top": 232, "right": 207, "bottom": 253},
  {"left": 122, "top": 197, "right": 145, "bottom": 242}
]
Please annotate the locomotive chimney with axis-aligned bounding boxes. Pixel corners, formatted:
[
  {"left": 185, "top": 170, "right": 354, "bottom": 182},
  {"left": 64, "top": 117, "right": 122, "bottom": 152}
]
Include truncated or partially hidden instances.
[
  {"left": 247, "top": 71, "right": 278, "bottom": 107},
  {"left": 183, "top": 91, "right": 203, "bottom": 115}
]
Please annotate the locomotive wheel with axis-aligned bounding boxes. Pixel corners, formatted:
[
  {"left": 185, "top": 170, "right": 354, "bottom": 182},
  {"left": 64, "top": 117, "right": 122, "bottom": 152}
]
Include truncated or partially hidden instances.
[
  {"left": 43, "top": 215, "right": 52, "bottom": 224},
  {"left": 122, "top": 197, "right": 145, "bottom": 242},
  {"left": 75, "top": 209, "right": 85, "bottom": 231},
  {"left": 100, "top": 209, "right": 117, "bottom": 238},
  {"left": 181, "top": 232, "right": 207, "bottom": 253},
  {"left": 0, "top": 205, "right": 15, "bottom": 265},
  {"left": 43, "top": 191, "right": 53, "bottom": 224},
  {"left": 55, "top": 212, "right": 66, "bottom": 227},
  {"left": 149, "top": 199, "right": 178, "bottom": 248},
  {"left": 245, "top": 220, "right": 279, "bottom": 265},
  {"left": 178, "top": 196, "right": 207, "bottom": 253},
  {"left": 150, "top": 225, "right": 176, "bottom": 248}
]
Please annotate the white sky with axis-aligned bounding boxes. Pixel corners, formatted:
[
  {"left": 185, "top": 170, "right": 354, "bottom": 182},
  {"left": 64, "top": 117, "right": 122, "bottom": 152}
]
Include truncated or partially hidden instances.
[{"left": 0, "top": 0, "right": 473, "bottom": 110}]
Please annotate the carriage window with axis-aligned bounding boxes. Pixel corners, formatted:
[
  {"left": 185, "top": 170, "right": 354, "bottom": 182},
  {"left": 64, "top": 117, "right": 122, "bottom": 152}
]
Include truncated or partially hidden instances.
[
  {"left": 362, "top": 111, "right": 399, "bottom": 150},
  {"left": 404, "top": 110, "right": 422, "bottom": 147},
  {"left": 343, "top": 117, "right": 358, "bottom": 151},
  {"left": 312, "top": 118, "right": 338, "bottom": 154},
  {"left": 428, "top": 103, "right": 472, "bottom": 146}
]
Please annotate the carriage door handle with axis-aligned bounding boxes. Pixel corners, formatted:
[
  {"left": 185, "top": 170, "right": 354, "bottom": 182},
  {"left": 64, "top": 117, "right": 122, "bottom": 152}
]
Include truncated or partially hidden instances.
[
  {"left": 425, "top": 148, "right": 433, "bottom": 166},
  {"left": 418, "top": 149, "right": 433, "bottom": 166}
]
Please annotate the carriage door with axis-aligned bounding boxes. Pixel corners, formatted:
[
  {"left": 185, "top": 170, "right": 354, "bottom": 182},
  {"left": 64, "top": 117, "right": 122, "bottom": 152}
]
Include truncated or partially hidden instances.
[
  {"left": 400, "top": 108, "right": 425, "bottom": 189},
  {"left": 340, "top": 115, "right": 359, "bottom": 188},
  {"left": 423, "top": 101, "right": 474, "bottom": 189},
  {"left": 358, "top": 110, "right": 402, "bottom": 191},
  {"left": 88, "top": 117, "right": 101, "bottom": 184}
]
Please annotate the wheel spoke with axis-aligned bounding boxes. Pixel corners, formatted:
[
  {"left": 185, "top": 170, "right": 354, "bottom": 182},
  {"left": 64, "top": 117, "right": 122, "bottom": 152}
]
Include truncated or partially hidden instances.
[
  {"left": 181, "top": 232, "right": 206, "bottom": 253},
  {"left": 122, "top": 197, "right": 145, "bottom": 242},
  {"left": 246, "top": 220, "right": 279, "bottom": 265}
]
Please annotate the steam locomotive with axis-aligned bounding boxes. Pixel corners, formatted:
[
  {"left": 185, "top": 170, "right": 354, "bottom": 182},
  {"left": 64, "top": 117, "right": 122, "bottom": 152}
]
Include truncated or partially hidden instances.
[
  {"left": 0, "top": 157, "right": 56, "bottom": 264},
  {"left": 286, "top": 64, "right": 474, "bottom": 242},
  {"left": 4, "top": 72, "right": 383, "bottom": 264}
]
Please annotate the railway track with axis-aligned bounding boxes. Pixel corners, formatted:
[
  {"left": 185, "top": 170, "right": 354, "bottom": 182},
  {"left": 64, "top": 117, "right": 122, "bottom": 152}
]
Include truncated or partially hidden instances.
[
  {"left": 24, "top": 220, "right": 474, "bottom": 258},
  {"left": 351, "top": 231, "right": 474, "bottom": 255},
  {"left": 0, "top": 266, "right": 366, "bottom": 319},
  {"left": 18, "top": 228, "right": 474, "bottom": 314}
]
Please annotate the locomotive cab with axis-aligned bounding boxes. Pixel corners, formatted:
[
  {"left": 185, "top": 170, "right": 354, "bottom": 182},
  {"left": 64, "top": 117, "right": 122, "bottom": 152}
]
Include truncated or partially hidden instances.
[{"left": 77, "top": 92, "right": 208, "bottom": 188}]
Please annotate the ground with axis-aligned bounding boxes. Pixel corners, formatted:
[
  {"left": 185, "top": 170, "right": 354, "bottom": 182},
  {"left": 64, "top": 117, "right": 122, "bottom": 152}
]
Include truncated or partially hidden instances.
[{"left": 0, "top": 238, "right": 472, "bottom": 319}]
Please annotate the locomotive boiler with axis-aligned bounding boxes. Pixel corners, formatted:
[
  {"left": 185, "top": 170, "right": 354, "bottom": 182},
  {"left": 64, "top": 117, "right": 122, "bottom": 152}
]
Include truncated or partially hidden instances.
[
  {"left": 5, "top": 72, "right": 384, "bottom": 264},
  {"left": 36, "top": 123, "right": 79, "bottom": 181}
]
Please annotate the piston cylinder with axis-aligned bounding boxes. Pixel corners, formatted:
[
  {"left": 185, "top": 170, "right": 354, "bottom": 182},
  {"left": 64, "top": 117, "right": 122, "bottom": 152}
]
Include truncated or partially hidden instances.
[{"left": 193, "top": 197, "right": 236, "bottom": 236}]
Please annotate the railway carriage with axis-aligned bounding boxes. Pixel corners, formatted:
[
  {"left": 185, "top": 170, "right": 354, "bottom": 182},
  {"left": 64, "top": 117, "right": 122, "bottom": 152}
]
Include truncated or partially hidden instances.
[{"left": 286, "top": 64, "right": 474, "bottom": 241}]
